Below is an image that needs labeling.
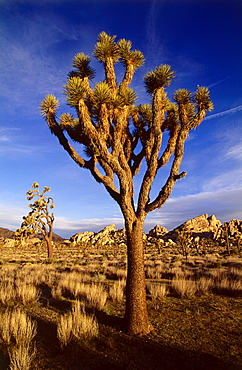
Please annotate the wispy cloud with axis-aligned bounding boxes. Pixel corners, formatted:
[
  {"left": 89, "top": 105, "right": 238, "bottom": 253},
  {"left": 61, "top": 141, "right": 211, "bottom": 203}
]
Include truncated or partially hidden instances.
[
  {"left": 54, "top": 216, "right": 124, "bottom": 237},
  {"left": 147, "top": 187, "right": 242, "bottom": 232},
  {"left": 226, "top": 144, "right": 242, "bottom": 161},
  {"left": 0, "top": 126, "right": 51, "bottom": 157},
  {"left": 205, "top": 105, "right": 242, "bottom": 120}
]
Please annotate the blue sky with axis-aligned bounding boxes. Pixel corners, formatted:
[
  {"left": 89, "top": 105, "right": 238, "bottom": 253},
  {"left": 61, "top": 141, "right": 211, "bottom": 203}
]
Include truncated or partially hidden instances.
[{"left": 0, "top": 0, "right": 241, "bottom": 238}]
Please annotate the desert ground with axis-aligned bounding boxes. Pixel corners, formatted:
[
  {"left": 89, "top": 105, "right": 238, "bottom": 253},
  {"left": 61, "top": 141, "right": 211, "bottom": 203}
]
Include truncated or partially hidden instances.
[{"left": 0, "top": 240, "right": 241, "bottom": 370}]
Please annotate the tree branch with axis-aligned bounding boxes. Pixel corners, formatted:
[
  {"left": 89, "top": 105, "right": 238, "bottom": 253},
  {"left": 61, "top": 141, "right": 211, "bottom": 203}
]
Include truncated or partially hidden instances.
[
  {"left": 46, "top": 113, "right": 87, "bottom": 168},
  {"left": 146, "top": 128, "right": 189, "bottom": 213}
]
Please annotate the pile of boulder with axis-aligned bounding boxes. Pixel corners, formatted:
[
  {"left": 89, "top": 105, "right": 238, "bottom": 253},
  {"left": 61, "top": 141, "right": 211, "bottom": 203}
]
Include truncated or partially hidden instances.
[
  {"left": 160, "top": 214, "right": 223, "bottom": 241},
  {"left": 69, "top": 214, "right": 242, "bottom": 253},
  {"left": 70, "top": 224, "right": 147, "bottom": 248}
]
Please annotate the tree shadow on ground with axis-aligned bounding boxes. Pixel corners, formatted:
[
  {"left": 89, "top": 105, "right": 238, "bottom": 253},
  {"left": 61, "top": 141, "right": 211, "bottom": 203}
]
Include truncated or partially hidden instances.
[
  {"left": 0, "top": 306, "right": 241, "bottom": 370},
  {"left": 0, "top": 349, "right": 9, "bottom": 370},
  {"left": 29, "top": 308, "right": 242, "bottom": 370}
]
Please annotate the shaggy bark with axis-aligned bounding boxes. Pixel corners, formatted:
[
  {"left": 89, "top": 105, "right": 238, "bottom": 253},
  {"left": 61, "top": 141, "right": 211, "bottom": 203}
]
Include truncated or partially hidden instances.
[{"left": 123, "top": 219, "right": 151, "bottom": 335}]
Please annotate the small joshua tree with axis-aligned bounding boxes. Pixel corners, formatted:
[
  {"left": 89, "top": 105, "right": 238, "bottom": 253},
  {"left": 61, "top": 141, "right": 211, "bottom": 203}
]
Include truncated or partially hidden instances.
[
  {"left": 40, "top": 32, "right": 213, "bottom": 335},
  {"left": 15, "top": 182, "right": 55, "bottom": 258}
]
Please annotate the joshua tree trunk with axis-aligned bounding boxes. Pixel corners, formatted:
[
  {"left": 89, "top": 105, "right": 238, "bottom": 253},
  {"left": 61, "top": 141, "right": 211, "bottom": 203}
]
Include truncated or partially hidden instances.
[
  {"left": 45, "top": 237, "right": 53, "bottom": 259},
  {"left": 123, "top": 219, "right": 151, "bottom": 336},
  {"left": 44, "top": 227, "right": 53, "bottom": 259}
]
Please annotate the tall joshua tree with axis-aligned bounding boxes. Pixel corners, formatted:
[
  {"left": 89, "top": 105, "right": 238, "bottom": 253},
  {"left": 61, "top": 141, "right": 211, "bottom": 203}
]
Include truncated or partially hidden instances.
[
  {"left": 15, "top": 182, "right": 55, "bottom": 258},
  {"left": 40, "top": 32, "right": 213, "bottom": 335}
]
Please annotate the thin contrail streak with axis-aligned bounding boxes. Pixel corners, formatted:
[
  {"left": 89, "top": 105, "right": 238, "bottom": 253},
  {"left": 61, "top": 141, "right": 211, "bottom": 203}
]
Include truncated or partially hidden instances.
[
  {"left": 205, "top": 105, "right": 242, "bottom": 120},
  {"left": 207, "top": 76, "right": 231, "bottom": 88}
]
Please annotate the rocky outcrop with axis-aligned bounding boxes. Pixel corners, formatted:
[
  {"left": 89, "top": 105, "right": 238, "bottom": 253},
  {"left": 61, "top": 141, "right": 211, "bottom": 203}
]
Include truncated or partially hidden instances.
[
  {"left": 162, "top": 214, "right": 223, "bottom": 241},
  {"left": 177, "top": 214, "right": 221, "bottom": 234},
  {"left": 70, "top": 224, "right": 147, "bottom": 248},
  {"left": 217, "top": 219, "right": 242, "bottom": 238},
  {"left": 70, "top": 231, "right": 95, "bottom": 244},
  {"left": 92, "top": 224, "right": 116, "bottom": 246},
  {"left": 70, "top": 225, "right": 125, "bottom": 247},
  {"left": 148, "top": 225, "right": 168, "bottom": 238}
]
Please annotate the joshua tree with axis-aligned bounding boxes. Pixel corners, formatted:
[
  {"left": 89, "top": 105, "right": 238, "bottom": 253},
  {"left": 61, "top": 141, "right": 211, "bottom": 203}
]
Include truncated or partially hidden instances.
[
  {"left": 15, "top": 182, "right": 55, "bottom": 258},
  {"left": 40, "top": 32, "right": 213, "bottom": 335}
]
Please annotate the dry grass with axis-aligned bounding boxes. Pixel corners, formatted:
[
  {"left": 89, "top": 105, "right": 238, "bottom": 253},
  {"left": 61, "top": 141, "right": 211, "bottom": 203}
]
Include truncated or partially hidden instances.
[
  {"left": 196, "top": 276, "right": 214, "bottom": 294},
  {"left": 0, "top": 308, "right": 37, "bottom": 346},
  {"left": 147, "top": 282, "right": 167, "bottom": 299},
  {"left": 0, "top": 274, "right": 39, "bottom": 306},
  {"left": 109, "top": 278, "right": 126, "bottom": 302},
  {"left": 0, "top": 243, "right": 241, "bottom": 369},
  {"left": 0, "top": 281, "right": 16, "bottom": 305},
  {"left": 16, "top": 282, "right": 39, "bottom": 305},
  {"left": 171, "top": 278, "right": 197, "bottom": 297},
  {"left": 8, "top": 344, "right": 36, "bottom": 370},
  {"left": 57, "top": 300, "right": 99, "bottom": 348},
  {"left": 0, "top": 309, "right": 12, "bottom": 344},
  {"left": 0, "top": 308, "right": 37, "bottom": 370},
  {"left": 57, "top": 312, "right": 74, "bottom": 348},
  {"left": 56, "top": 272, "right": 108, "bottom": 310}
]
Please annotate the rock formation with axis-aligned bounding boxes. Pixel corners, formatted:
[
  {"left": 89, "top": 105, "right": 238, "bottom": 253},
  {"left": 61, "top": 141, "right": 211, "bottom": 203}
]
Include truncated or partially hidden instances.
[
  {"left": 148, "top": 225, "right": 168, "bottom": 238},
  {"left": 1, "top": 215, "right": 241, "bottom": 254},
  {"left": 162, "top": 214, "right": 223, "bottom": 241},
  {"left": 70, "top": 224, "right": 147, "bottom": 248}
]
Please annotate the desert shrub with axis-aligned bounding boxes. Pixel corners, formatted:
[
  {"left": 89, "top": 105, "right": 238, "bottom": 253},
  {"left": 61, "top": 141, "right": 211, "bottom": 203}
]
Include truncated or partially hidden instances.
[
  {"left": 171, "top": 278, "right": 197, "bottom": 297},
  {"left": 8, "top": 344, "right": 36, "bottom": 370},
  {"left": 109, "top": 279, "right": 125, "bottom": 302},
  {"left": 196, "top": 276, "right": 214, "bottom": 294},
  {"left": 147, "top": 282, "right": 167, "bottom": 299},
  {"left": 57, "top": 301, "right": 99, "bottom": 347},
  {"left": 16, "top": 282, "right": 39, "bottom": 305},
  {"left": 0, "top": 308, "right": 37, "bottom": 370},
  {"left": 0, "top": 281, "right": 16, "bottom": 305},
  {"left": 57, "top": 311, "right": 74, "bottom": 348}
]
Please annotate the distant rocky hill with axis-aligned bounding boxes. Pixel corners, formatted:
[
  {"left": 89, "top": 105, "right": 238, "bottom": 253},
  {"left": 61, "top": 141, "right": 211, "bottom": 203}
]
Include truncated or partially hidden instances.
[
  {"left": 0, "top": 227, "right": 15, "bottom": 239},
  {"left": 0, "top": 227, "right": 64, "bottom": 243}
]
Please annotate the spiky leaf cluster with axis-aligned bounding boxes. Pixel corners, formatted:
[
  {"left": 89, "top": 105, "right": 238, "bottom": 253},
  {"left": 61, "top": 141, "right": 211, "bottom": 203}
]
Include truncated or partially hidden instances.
[
  {"left": 60, "top": 113, "right": 74, "bottom": 127},
  {"left": 144, "top": 65, "right": 175, "bottom": 93},
  {"left": 173, "top": 89, "right": 192, "bottom": 104},
  {"left": 194, "top": 87, "right": 214, "bottom": 111},
  {"left": 72, "top": 52, "right": 95, "bottom": 79},
  {"left": 163, "top": 103, "right": 179, "bottom": 129},
  {"left": 118, "top": 39, "right": 145, "bottom": 68},
  {"left": 84, "top": 140, "right": 100, "bottom": 158},
  {"left": 63, "top": 77, "right": 88, "bottom": 107},
  {"left": 92, "top": 82, "right": 112, "bottom": 106},
  {"left": 114, "top": 88, "right": 137, "bottom": 107},
  {"left": 93, "top": 32, "right": 119, "bottom": 63},
  {"left": 39, "top": 95, "right": 60, "bottom": 116}
]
